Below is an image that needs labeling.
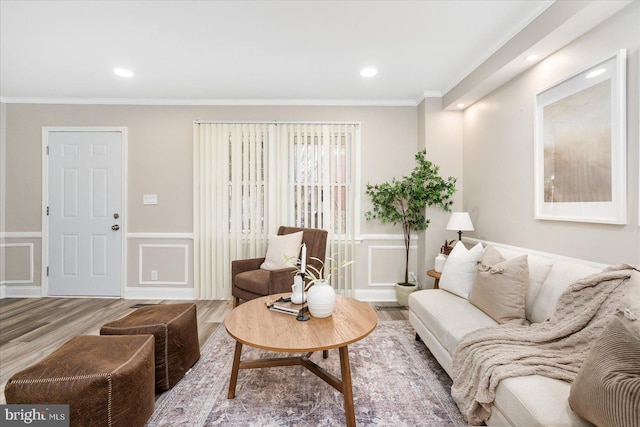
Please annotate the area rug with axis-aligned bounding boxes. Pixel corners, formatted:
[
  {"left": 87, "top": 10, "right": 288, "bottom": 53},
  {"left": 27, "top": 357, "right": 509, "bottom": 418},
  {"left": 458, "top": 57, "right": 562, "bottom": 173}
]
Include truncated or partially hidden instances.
[{"left": 146, "top": 320, "right": 465, "bottom": 426}]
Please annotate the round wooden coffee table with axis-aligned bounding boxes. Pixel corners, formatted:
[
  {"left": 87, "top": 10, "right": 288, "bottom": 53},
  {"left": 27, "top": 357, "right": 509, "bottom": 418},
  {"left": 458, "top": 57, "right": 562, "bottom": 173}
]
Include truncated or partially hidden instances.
[{"left": 225, "top": 293, "right": 377, "bottom": 427}]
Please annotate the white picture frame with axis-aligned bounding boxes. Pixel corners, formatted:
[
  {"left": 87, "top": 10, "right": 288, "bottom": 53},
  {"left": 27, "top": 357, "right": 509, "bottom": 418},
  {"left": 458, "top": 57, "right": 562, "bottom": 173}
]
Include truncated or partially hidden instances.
[{"left": 534, "top": 50, "right": 627, "bottom": 224}]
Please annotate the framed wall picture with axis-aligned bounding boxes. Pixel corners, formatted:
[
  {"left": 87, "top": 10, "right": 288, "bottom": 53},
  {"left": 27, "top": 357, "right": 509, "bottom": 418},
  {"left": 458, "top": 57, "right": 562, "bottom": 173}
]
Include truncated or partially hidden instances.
[{"left": 534, "top": 50, "right": 627, "bottom": 224}]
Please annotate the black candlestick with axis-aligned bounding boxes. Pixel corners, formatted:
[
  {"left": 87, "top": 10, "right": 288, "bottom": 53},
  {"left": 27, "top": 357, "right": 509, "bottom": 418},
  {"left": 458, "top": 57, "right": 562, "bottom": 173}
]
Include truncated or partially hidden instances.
[{"left": 296, "top": 272, "right": 309, "bottom": 321}]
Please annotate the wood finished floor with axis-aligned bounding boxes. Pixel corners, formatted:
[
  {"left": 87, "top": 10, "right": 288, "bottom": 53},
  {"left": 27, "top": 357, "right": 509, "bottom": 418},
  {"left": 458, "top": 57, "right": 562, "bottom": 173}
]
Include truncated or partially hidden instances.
[{"left": 0, "top": 297, "right": 407, "bottom": 404}]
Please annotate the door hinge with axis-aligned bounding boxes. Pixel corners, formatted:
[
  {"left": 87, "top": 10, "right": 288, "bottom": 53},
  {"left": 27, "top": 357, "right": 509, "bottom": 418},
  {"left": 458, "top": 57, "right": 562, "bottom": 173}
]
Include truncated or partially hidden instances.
[
  {"left": 46, "top": 266, "right": 49, "bottom": 276},
  {"left": 46, "top": 206, "right": 49, "bottom": 216},
  {"left": 46, "top": 146, "right": 49, "bottom": 155}
]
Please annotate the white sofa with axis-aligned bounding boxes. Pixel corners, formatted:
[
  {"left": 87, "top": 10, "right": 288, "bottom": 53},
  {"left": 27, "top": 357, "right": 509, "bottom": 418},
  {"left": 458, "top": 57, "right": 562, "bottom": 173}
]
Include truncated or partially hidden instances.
[{"left": 409, "top": 240, "right": 607, "bottom": 427}]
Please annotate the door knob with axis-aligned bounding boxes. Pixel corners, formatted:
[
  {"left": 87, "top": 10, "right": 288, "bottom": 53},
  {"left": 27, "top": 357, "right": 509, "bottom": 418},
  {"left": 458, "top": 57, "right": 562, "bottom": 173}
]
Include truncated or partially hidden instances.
[{"left": 112, "top": 225, "right": 120, "bottom": 231}]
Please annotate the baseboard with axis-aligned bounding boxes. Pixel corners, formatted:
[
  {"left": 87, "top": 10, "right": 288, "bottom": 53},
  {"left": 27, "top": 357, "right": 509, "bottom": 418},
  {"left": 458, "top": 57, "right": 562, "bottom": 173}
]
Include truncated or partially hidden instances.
[
  {"left": 124, "top": 286, "right": 196, "bottom": 300},
  {"left": 1, "top": 285, "right": 43, "bottom": 298},
  {"left": 354, "top": 288, "right": 397, "bottom": 302}
]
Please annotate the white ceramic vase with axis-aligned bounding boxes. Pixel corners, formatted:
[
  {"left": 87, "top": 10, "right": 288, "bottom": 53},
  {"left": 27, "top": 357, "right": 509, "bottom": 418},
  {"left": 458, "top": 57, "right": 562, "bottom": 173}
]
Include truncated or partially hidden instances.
[
  {"left": 434, "top": 254, "right": 447, "bottom": 273},
  {"left": 306, "top": 280, "right": 336, "bottom": 318}
]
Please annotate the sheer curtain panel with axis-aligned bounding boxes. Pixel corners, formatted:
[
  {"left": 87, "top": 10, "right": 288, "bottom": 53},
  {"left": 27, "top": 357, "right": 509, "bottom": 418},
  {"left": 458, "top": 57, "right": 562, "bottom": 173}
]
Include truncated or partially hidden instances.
[
  {"left": 194, "top": 123, "right": 273, "bottom": 299},
  {"left": 277, "top": 123, "right": 358, "bottom": 296}
]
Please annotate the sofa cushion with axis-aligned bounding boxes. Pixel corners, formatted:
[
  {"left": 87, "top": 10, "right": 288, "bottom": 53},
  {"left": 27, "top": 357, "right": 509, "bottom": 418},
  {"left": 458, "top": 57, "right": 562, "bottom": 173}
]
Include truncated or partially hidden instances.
[
  {"left": 529, "top": 261, "right": 602, "bottom": 323},
  {"left": 494, "top": 247, "right": 555, "bottom": 321},
  {"left": 439, "top": 241, "right": 484, "bottom": 299},
  {"left": 408, "top": 289, "right": 497, "bottom": 355},
  {"left": 492, "top": 375, "right": 593, "bottom": 427},
  {"left": 260, "top": 231, "right": 303, "bottom": 270},
  {"left": 469, "top": 246, "right": 529, "bottom": 325},
  {"left": 568, "top": 275, "right": 640, "bottom": 427}
]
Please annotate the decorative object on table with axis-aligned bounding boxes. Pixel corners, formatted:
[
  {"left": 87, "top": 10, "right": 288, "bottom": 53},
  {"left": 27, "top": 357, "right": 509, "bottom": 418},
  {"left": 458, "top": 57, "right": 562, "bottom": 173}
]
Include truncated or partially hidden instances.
[
  {"left": 306, "top": 279, "right": 336, "bottom": 318},
  {"left": 295, "top": 244, "right": 310, "bottom": 320},
  {"left": 435, "top": 239, "right": 455, "bottom": 273},
  {"left": 365, "top": 149, "right": 456, "bottom": 304},
  {"left": 265, "top": 296, "right": 309, "bottom": 317},
  {"left": 440, "top": 239, "right": 455, "bottom": 256},
  {"left": 291, "top": 274, "right": 306, "bottom": 304},
  {"left": 434, "top": 254, "right": 447, "bottom": 273},
  {"left": 290, "top": 252, "right": 354, "bottom": 318},
  {"left": 534, "top": 49, "right": 627, "bottom": 225},
  {"left": 446, "top": 212, "right": 474, "bottom": 241}
]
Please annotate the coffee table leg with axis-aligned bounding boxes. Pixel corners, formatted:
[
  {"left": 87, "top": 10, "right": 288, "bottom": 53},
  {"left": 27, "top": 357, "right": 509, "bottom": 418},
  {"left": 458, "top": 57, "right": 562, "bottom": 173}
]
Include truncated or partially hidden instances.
[
  {"left": 339, "top": 346, "right": 355, "bottom": 427},
  {"left": 228, "top": 341, "right": 243, "bottom": 399}
]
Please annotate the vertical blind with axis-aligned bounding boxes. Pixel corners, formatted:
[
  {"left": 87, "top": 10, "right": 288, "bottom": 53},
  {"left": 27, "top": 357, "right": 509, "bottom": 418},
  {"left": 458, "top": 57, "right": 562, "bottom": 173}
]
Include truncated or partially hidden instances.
[{"left": 194, "top": 122, "right": 358, "bottom": 300}]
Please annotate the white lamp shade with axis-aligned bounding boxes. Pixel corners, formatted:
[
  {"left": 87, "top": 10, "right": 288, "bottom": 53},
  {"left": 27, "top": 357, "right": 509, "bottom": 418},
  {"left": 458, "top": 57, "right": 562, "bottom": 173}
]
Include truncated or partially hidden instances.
[{"left": 446, "top": 212, "right": 474, "bottom": 231}]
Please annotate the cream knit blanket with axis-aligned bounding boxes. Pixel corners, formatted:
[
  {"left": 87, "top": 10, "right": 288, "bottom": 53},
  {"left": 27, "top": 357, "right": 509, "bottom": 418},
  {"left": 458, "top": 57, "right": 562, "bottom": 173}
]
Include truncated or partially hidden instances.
[{"left": 451, "top": 264, "right": 639, "bottom": 425}]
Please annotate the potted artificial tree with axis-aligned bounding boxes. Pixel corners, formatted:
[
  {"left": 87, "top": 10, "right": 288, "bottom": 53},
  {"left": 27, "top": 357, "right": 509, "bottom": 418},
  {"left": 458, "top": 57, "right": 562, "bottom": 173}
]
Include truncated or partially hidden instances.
[{"left": 365, "top": 149, "right": 456, "bottom": 306}]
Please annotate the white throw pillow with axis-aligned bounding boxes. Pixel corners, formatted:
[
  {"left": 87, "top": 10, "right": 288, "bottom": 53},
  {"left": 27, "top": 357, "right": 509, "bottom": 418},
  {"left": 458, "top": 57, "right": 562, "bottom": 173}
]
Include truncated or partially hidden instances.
[
  {"left": 438, "top": 241, "right": 484, "bottom": 299},
  {"left": 260, "top": 231, "right": 304, "bottom": 271}
]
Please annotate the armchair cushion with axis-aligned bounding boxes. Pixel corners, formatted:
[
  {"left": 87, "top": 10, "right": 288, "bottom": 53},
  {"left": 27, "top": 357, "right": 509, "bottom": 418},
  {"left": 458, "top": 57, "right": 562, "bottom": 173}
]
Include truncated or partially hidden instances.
[
  {"left": 234, "top": 270, "right": 271, "bottom": 295},
  {"left": 235, "top": 267, "right": 297, "bottom": 296},
  {"left": 260, "top": 231, "right": 303, "bottom": 270}
]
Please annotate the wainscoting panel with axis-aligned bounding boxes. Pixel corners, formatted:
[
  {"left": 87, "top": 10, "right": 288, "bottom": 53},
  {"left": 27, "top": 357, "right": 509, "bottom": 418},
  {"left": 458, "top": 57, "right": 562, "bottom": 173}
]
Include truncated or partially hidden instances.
[
  {"left": 138, "top": 244, "right": 189, "bottom": 285},
  {"left": 367, "top": 245, "right": 417, "bottom": 287},
  {"left": 0, "top": 243, "right": 34, "bottom": 284},
  {"left": 126, "top": 234, "right": 194, "bottom": 300},
  {"left": 0, "top": 234, "right": 43, "bottom": 298},
  {"left": 352, "top": 234, "right": 418, "bottom": 302}
]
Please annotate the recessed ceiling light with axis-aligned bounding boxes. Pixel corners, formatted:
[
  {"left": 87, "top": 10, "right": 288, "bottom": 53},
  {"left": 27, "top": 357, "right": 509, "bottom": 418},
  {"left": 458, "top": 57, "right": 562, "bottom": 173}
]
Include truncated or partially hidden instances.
[
  {"left": 360, "top": 67, "right": 378, "bottom": 78},
  {"left": 586, "top": 68, "right": 606, "bottom": 79},
  {"left": 114, "top": 68, "right": 134, "bottom": 78},
  {"left": 525, "top": 54, "right": 539, "bottom": 61},
  {"left": 457, "top": 103, "right": 465, "bottom": 109}
]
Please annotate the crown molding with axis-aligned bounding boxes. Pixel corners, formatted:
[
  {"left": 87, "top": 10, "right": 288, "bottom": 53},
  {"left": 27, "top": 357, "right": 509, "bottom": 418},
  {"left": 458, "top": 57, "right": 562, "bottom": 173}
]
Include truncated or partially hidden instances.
[{"left": 0, "top": 97, "right": 418, "bottom": 107}]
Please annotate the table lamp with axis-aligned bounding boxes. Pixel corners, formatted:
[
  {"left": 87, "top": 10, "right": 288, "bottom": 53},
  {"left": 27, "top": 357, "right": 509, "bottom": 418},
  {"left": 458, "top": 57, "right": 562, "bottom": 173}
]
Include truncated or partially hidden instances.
[{"left": 446, "top": 212, "right": 474, "bottom": 240}]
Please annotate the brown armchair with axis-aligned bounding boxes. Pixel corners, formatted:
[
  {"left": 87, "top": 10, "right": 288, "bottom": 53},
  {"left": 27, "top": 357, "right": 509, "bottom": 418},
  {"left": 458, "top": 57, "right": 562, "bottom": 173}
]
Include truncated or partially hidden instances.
[{"left": 231, "top": 226, "right": 328, "bottom": 307}]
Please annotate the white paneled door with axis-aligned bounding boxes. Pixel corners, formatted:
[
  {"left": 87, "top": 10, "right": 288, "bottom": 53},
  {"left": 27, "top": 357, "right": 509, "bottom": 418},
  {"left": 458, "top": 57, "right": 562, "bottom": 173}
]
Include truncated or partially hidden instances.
[{"left": 47, "top": 130, "right": 123, "bottom": 296}]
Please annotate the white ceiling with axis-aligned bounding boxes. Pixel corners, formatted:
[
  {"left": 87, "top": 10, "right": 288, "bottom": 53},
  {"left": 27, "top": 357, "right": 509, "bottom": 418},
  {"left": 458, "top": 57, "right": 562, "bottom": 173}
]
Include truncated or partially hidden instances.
[{"left": 0, "top": 0, "right": 557, "bottom": 104}]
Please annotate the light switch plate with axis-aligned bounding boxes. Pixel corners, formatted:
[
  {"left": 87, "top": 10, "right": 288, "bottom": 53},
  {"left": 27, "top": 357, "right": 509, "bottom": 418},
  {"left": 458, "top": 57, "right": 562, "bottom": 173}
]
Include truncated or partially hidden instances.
[{"left": 143, "top": 194, "right": 158, "bottom": 205}]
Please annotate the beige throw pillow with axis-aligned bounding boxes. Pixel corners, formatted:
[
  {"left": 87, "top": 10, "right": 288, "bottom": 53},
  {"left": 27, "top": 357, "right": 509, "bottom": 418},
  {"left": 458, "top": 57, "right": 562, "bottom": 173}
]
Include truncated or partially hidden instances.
[
  {"left": 260, "top": 231, "right": 303, "bottom": 270},
  {"left": 568, "top": 275, "right": 640, "bottom": 427},
  {"left": 469, "top": 245, "right": 529, "bottom": 325}
]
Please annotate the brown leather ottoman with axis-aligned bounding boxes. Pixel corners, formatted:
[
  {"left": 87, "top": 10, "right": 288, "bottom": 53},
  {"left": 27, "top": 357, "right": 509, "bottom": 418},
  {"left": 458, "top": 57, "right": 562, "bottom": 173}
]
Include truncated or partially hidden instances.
[
  {"left": 4, "top": 335, "right": 155, "bottom": 427},
  {"left": 100, "top": 303, "right": 200, "bottom": 391}
]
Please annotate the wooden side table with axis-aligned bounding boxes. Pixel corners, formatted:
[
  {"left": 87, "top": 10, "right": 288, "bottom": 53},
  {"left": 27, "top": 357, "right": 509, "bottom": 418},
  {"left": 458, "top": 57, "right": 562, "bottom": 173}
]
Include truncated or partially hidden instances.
[{"left": 427, "top": 269, "right": 441, "bottom": 289}]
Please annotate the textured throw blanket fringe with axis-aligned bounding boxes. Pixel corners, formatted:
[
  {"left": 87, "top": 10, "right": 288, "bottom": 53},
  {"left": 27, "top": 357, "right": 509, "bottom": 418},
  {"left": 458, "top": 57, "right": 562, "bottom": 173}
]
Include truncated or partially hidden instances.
[{"left": 451, "top": 264, "right": 639, "bottom": 425}]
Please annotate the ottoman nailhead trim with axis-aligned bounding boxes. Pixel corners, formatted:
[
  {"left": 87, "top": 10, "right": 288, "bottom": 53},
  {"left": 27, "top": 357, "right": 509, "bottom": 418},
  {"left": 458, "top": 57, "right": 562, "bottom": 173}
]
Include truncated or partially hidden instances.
[
  {"left": 107, "top": 373, "right": 113, "bottom": 427},
  {"left": 7, "top": 372, "right": 114, "bottom": 427},
  {"left": 7, "top": 372, "right": 109, "bottom": 385}
]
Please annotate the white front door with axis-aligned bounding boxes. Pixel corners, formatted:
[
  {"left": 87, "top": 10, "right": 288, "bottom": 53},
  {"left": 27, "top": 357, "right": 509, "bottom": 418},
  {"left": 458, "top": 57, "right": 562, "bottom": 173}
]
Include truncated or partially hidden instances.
[{"left": 47, "top": 130, "right": 123, "bottom": 296}]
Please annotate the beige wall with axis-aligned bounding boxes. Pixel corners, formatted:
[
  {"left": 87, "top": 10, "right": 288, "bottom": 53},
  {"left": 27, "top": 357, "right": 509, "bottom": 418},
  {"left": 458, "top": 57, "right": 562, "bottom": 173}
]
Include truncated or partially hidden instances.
[
  {"left": 463, "top": 3, "right": 640, "bottom": 265},
  {"left": 4, "top": 104, "right": 416, "bottom": 232},
  {"left": 417, "top": 98, "right": 464, "bottom": 288},
  {"left": 2, "top": 103, "right": 419, "bottom": 298}
]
